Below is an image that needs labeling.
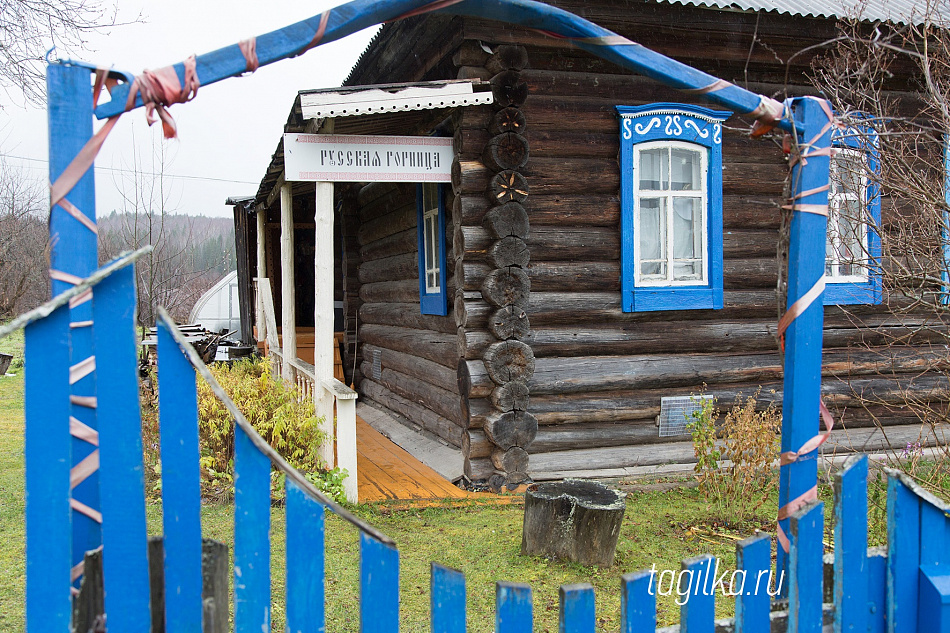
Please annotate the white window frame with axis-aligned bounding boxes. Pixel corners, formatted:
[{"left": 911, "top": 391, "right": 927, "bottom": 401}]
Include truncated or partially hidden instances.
[
  {"left": 826, "top": 148, "right": 870, "bottom": 284},
  {"left": 422, "top": 184, "right": 441, "bottom": 293},
  {"left": 632, "top": 140, "right": 710, "bottom": 288}
]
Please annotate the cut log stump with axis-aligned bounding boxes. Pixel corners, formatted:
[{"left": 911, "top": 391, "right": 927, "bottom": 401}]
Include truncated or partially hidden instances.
[{"left": 521, "top": 479, "right": 626, "bottom": 567}]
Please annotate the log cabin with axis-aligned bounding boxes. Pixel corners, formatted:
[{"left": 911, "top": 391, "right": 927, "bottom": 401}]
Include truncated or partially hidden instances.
[{"left": 231, "top": 0, "right": 949, "bottom": 489}]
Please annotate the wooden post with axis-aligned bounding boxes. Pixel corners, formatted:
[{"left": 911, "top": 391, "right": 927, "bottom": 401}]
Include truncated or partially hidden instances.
[
  {"left": 314, "top": 118, "right": 336, "bottom": 467},
  {"left": 280, "top": 183, "right": 297, "bottom": 381},
  {"left": 256, "top": 205, "right": 267, "bottom": 343},
  {"left": 47, "top": 61, "right": 102, "bottom": 574},
  {"left": 777, "top": 97, "right": 833, "bottom": 590},
  {"left": 324, "top": 378, "right": 358, "bottom": 503}
]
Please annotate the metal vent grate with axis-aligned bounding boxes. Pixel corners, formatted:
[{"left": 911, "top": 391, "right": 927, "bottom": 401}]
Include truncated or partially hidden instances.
[
  {"left": 372, "top": 349, "right": 381, "bottom": 380},
  {"left": 658, "top": 395, "right": 713, "bottom": 437}
]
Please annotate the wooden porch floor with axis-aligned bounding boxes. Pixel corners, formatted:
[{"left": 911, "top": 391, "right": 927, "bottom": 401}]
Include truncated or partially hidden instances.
[{"left": 356, "top": 417, "right": 475, "bottom": 503}]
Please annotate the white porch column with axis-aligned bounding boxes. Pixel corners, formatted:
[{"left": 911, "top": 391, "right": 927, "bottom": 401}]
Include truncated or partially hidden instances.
[
  {"left": 280, "top": 183, "right": 296, "bottom": 381},
  {"left": 314, "top": 179, "right": 335, "bottom": 467},
  {"left": 255, "top": 205, "right": 267, "bottom": 344}
]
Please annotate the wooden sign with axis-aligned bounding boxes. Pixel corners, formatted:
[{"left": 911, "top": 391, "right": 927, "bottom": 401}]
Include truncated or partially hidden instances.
[{"left": 283, "top": 133, "right": 453, "bottom": 182}]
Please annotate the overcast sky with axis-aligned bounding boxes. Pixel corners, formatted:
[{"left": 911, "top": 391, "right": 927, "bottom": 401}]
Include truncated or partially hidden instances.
[{"left": 0, "top": 0, "right": 378, "bottom": 218}]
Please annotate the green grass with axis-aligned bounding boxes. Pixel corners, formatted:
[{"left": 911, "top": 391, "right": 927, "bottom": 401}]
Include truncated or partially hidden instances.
[{"left": 0, "top": 367, "right": 25, "bottom": 631}]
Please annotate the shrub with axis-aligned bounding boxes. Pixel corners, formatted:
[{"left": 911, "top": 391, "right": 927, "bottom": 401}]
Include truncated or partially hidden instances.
[
  {"left": 143, "top": 356, "right": 349, "bottom": 505},
  {"left": 688, "top": 388, "right": 781, "bottom": 522}
]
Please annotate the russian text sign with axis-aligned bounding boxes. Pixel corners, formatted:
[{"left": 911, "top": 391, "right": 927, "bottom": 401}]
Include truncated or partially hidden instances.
[{"left": 283, "top": 134, "right": 453, "bottom": 182}]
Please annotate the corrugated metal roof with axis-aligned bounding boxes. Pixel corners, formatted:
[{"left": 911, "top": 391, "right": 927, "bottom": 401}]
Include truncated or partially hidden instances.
[{"left": 657, "top": 0, "right": 949, "bottom": 25}]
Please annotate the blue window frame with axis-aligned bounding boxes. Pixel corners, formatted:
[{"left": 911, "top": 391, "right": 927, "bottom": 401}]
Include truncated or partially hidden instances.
[
  {"left": 417, "top": 182, "right": 448, "bottom": 315},
  {"left": 823, "top": 127, "right": 883, "bottom": 305},
  {"left": 618, "top": 103, "right": 731, "bottom": 312}
]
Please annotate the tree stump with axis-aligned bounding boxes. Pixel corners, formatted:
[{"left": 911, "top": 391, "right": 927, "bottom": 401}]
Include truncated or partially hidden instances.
[{"left": 521, "top": 479, "right": 626, "bottom": 567}]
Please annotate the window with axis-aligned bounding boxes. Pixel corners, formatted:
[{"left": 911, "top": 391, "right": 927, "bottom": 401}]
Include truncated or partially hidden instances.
[
  {"left": 618, "top": 104, "right": 731, "bottom": 312},
  {"left": 823, "top": 131, "right": 882, "bottom": 305},
  {"left": 417, "top": 182, "right": 447, "bottom": 315}
]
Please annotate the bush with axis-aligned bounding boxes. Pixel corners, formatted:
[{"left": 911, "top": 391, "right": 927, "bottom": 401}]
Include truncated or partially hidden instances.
[
  {"left": 688, "top": 388, "right": 781, "bottom": 522},
  {"left": 143, "top": 356, "right": 349, "bottom": 505}
]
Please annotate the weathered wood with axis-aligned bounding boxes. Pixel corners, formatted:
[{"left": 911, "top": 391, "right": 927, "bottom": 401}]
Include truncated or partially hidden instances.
[
  {"left": 526, "top": 348, "right": 949, "bottom": 396},
  {"left": 484, "top": 410, "right": 539, "bottom": 449},
  {"left": 456, "top": 65, "right": 492, "bottom": 81},
  {"left": 492, "top": 446, "right": 530, "bottom": 472},
  {"left": 486, "top": 44, "right": 529, "bottom": 74},
  {"left": 489, "top": 169, "right": 530, "bottom": 203},
  {"left": 490, "top": 107, "right": 528, "bottom": 136},
  {"left": 459, "top": 327, "right": 494, "bottom": 361},
  {"left": 489, "top": 305, "right": 531, "bottom": 340},
  {"left": 491, "top": 70, "right": 529, "bottom": 107},
  {"left": 361, "top": 363, "right": 463, "bottom": 425},
  {"left": 357, "top": 204, "right": 416, "bottom": 246},
  {"left": 358, "top": 185, "right": 412, "bottom": 223},
  {"left": 462, "top": 428, "right": 492, "bottom": 459},
  {"left": 488, "top": 236, "right": 530, "bottom": 268},
  {"left": 458, "top": 357, "right": 494, "bottom": 399},
  {"left": 480, "top": 266, "right": 531, "bottom": 307},
  {"left": 464, "top": 456, "right": 496, "bottom": 481},
  {"left": 521, "top": 480, "right": 626, "bottom": 567},
  {"left": 360, "top": 324, "right": 457, "bottom": 369},
  {"left": 359, "top": 227, "right": 417, "bottom": 261},
  {"left": 483, "top": 201, "right": 530, "bottom": 239},
  {"left": 73, "top": 547, "right": 105, "bottom": 633},
  {"left": 723, "top": 258, "right": 778, "bottom": 289},
  {"left": 357, "top": 181, "right": 399, "bottom": 208},
  {"left": 483, "top": 133, "right": 530, "bottom": 172},
  {"left": 359, "top": 279, "right": 420, "bottom": 304},
  {"left": 452, "top": 40, "right": 491, "bottom": 68},
  {"left": 358, "top": 251, "right": 418, "bottom": 284},
  {"left": 359, "top": 302, "right": 457, "bottom": 336},
  {"left": 360, "top": 378, "right": 463, "bottom": 447},
  {"left": 529, "top": 421, "right": 674, "bottom": 453},
  {"left": 485, "top": 340, "right": 536, "bottom": 384},
  {"left": 362, "top": 343, "right": 459, "bottom": 393},
  {"left": 464, "top": 225, "right": 618, "bottom": 262},
  {"left": 491, "top": 380, "right": 531, "bottom": 411}
]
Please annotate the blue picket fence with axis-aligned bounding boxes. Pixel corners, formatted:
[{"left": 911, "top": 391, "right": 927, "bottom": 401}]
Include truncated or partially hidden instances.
[{"left": 6, "top": 249, "right": 950, "bottom": 632}]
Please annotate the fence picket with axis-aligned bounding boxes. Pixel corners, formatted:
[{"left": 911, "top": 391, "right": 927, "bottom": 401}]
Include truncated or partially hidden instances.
[
  {"left": 621, "top": 570, "right": 656, "bottom": 633},
  {"left": 919, "top": 499, "right": 949, "bottom": 568},
  {"left": 431, "top": 563, "right": 466, "bottom": 633},
  {"left": 286, "top": 479, "right": 326, "bottom": 633},
  {"left": 789, "top": 500, "right": 824, "bottom": 633},
  {"left": 834, "top": 455, "right": 868, "bottom": 633},
  {"left": 361, "top": 532, "right": 400, "bottom": 633},
  {"left": 867, "top": 550, "right": 887, "bottom": 633},
  {"left": 735, "top": 533, "right": 771, "bottom": 632},
  {"left": 234, "top": 424, "right": 272, "bottom": 633},
  {"left": 680, "top": 555, "right": 715, "bottom": 633},
  {"left": 157, "top": 320, "right": 204, "bottom": 631},
  {"left": 496, "top": 582, "right": 533, "bottom": 633},
  {"left": 888, "top": 474, "right": 921, "bottom": 633},
  {"left": 559, "top": 583, "right": 595, "bottom": 633},
  {"left": 24, "top": 306, "right": 72, "bottom": 631},
  {"left": 93, "top": 265, "right": 151, "bottom": 632}
]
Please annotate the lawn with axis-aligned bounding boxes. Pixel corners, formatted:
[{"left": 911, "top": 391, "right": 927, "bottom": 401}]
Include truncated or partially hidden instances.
[{"left": 0, "top": 359, "right": 777, "bottom": 633}]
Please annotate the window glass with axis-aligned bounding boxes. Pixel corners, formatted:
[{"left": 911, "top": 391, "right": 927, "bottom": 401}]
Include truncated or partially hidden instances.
[{"left": 827, "top": 149, "right": 868, "bottom": 282}]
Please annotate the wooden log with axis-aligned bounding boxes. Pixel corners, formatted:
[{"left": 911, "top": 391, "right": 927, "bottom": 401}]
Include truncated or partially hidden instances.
[
  {"left": 357, "top": 181, "right": 399, "bottom": 207},
  {"left": 486, "top": 44, "right": 529, "bottom": 73},
  {"left": 360, "top": 324, "right": 457, "bottom": 369},
  {"left": 483, "top": 201, "right": 529, "bottom": 239},
  {"left": 458, "top": 357, "right": 494, "bottom": 399},
  {"left": 490, "top": 70, "right": 529, "bottom": 107},
  {"left": 526, "top": 348, "right": 950, "bottom": 396},
  {"left": 489, "top": 169, "right": 529, "bottom": 203},
  {"left": 358, "top": 184, "right": 413, "bottom": 223},
  {"left": 358, "top": 251, "right": 417, "bottom": 284},
  {"left": 456, "top": 65, "right": 492, "bottom": 81},
  {"left": 723, "top": 230, "right": 779, "bottom": 259},
  {"left": 462, "top": 428, "right": 492, "bottom": 459},
  {"left": 362, "top": 343, "right": 458, "bottom": 393},
  {"left": 464, "top": 456, "right": 496, "bottom": 481},
  {"left": 459, "top": 327, "right": 494, "bottom": 361},
  {"left": 521, "top": 480, "right": 625, "bottom": 567},
  {"left": 491, "top": 380, "right": 530, "bottom": 411},
  {"left": 453, "top": 40, "right": 491, "bottom": 67},
  {"left": 464, "top": 225, "right": 619, "bottom": 262},
  {"left": 483, "top": 132, "right": 530, "bottom": 172},
  {"left": 529, "top": 421, "right": 674, "bottom": 453},
  {"left": 490, "top": 107, "right": 527, "bottom": 136},
  {"left": 361, "top": 363, "right": 463, "bottom": 425},
  {"left": 523, "top": 195, "right": 620, "bottom": 227},
  {"left": 359, "top": 279, "right": 420, "bottom": 304},
  {"left": 358, "top": 204, "right": 416, "bottom": 246},
  {"left": 723, "top": 258, "right": 778, "bottom": 289},
  {"left": 359, "top": 302, "right": 457, "bottom": 336},
  {"left": 480, "top": 266, "right": 531, "bottom": 307},
  {"left": 360, "top": 378, "right": 463, "bottom": 447},
  {"left": 529, "top": 442, "right": 697, "bottom": 474},
  {"left": 485, "top": 340, "right": 536, "bottom": 384},
  {"left": 484, "top": 410, "right": 539, "bottom": 449},
  {"left": 359, "top": 227, "right": 417, "bottom": 261},
  {"left": 489, "top": 305, "right": 531, "bottom": 340},
  {"left": 492, "top": 446, "right": 529, "bottom": 472},
  {"left": 488, "top": 236, "right": 530, "bottom": 268}
]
